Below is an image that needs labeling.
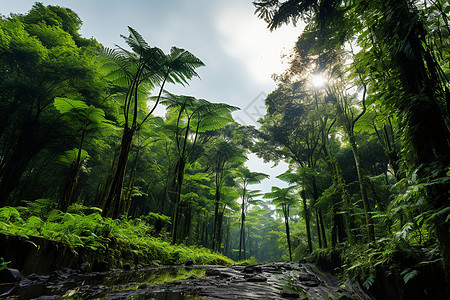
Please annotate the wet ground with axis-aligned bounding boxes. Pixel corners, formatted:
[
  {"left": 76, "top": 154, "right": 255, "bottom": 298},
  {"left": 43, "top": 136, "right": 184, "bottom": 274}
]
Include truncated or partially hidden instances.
[{"left": 1, "top": 262, "right": 374, "bottom": 299}]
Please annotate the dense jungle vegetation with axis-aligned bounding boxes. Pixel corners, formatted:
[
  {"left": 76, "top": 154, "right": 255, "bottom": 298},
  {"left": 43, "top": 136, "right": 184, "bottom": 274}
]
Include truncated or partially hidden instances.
[{"left": 0, "top": 1, "right": 449, "bottom": 297}]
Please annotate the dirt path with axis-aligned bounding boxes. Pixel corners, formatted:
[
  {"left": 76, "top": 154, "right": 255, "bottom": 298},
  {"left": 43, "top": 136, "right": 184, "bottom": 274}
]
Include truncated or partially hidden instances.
[{"left": 1, "top": 262, "right": 373, "bottom": 299}]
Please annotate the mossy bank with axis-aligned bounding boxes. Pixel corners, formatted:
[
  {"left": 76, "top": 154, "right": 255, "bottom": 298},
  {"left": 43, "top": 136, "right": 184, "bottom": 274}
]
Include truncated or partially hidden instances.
[{"left": 0, "top": 204, "right": 233, "bottom": 274}]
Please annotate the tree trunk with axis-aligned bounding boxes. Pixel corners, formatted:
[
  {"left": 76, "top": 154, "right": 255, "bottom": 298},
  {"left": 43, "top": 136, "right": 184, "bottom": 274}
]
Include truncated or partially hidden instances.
[
  {"left": 124, "top": 146, "right": 140, "bottom": 216},
  {"left": 58, "top": 161, "right": 82, "bottom": 212},
  {"left": 318, "top": 209, "right": 327, "bottom": 248},
  {"left": 301, "top": 190, "right": 313, "bottom": 254},
  {"left": 224, "top": 219, "right": 230, "bottom": 256},
  {"left": 103, "top": 127, "right": 135, "bottom": 218},
  {"left": 239, "top": 202, "right": 246, "bottom": 260},
  {"left": 315, "top": 208, "right": 322, "bottom": 248},
  {"left": 323, "top": 142, "right": 353, "bottom": 244},
  {"left": 216, "top": 209, "right": 224, "bottom": 252},
  {"left": 201, "top": 212, "right": 207, "bottom": 246},
  {"left": 284, "top": 206, "right": 292, "bottom": 261},
  {"left": 182, "top": 203, "right": 192, "bottom": 243},
  {"left": 212, "top": 185, "right": 220, "bottom": 251},
  {"left": 348, "top": 134, "right": 376, "bottom": 243},
  {"left": 171, "top": 158, "right": 186, "bottom": 245},
  {"left": 97, "top": 150, "right": 119, "bottom": 208},
  {"left": 243, "top": 225, "right": 246, "bottom": 260}
]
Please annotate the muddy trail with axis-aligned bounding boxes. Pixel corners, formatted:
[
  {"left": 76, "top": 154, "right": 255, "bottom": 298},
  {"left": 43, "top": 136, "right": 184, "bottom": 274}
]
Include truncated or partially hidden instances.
[{"left": 1, "top": 262, "right": 373, "bottom": 299}]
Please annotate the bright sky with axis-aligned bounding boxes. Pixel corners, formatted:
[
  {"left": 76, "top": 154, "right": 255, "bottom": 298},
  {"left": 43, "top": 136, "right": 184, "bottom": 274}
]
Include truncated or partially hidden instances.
[{"left": 0, "top": 0, "right": 304, "bottom": 193}]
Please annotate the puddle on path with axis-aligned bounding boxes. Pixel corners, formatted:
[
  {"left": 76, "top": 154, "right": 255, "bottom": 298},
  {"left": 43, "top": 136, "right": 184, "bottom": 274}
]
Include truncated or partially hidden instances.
[{"left": 3, "top": 266, "right": 206, "bottom": 299}]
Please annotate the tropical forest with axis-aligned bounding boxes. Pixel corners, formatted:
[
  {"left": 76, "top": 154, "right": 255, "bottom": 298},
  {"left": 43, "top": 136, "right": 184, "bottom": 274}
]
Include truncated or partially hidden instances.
[{"left": 0, "top": 1, "right": 449, "bottom": 299}]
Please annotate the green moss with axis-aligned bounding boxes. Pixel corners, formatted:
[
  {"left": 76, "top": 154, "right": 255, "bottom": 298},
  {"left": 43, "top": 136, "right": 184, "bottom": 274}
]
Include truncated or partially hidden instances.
[{"left": 234, "top": 256, "right": 259, "bottom": 266}]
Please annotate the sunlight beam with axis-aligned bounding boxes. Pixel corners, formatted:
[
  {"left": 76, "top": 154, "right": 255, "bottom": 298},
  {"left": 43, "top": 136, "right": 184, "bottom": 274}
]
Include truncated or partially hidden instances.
[{"left": 311, "top": 74, "right": 328, "bottom": 89}]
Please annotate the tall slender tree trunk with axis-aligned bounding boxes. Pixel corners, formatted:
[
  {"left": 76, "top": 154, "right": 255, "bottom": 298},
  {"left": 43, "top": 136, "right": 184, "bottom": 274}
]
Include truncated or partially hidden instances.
[
  {"left": 239, "top": 201, "right": 246, "bottom": 260},
  {"left": 318, "top": 209, "right": 327, "bottom": 248},
  {"left": 195, "top": 213, "right": 201, "bottom": 245},
  {"left": 182, "top": 203, "right": 192, "bottom": 243},
  {"left": 301, "top": 190, "right": 313, "bottom": 254},
  {"left": 171, "top": 158, "right": 186, "bottom": 244},
  {"left": 224, "top": 219, "right": 230, "bottom": 256},
  {"left": 201, "top": 212, "right": 207, "bottom": 246},
  {"left": 323, "top": 142, "right": 353, "bottom": 244},
  {"left": 212, "top": 186, "right": 220, "bottom": 251},
  {"left": 284, "top": 205, "right": 292, "bottom": 261},
  {"left": 216, "top": 209, "right": 224, "bottom": 252},
  {"left": 124, "top": 146, "right": 140, "bottom": 216},
  {"left": 315, "top": 208, "right": 322, "bottom": 248},
  {"left": 348, "top": 134, "right": 376, "bottom": 243},
  {"left": 58, "top": 161, "right": 82, "bottom": 212},
  {"left": 246, "top": 227, "right": 250, "bottom": 258},
  {"left": 103, "top": 127, "right": 135, "bottom": 218},
  {"left": 243, "top": 225, "right": 246, "bottom": 260}
]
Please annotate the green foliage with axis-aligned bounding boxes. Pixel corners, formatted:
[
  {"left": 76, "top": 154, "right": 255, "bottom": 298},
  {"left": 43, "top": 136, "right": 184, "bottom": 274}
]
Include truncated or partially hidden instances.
[
  {"left": 400, "top": 268, "right": 419, "bottom": 284},
  {"left": 0, "top": 207, "right": 22, "bottom": 223},
  {"left": 0, "top": 257, "right": 9, "bottom": 271},
  {"left": 235, "top": 256, "right": 259, "bottom": 265},
  {"left": 0, "top": 201, "right": 233, "bottom": 267},
  {"left": 334, "top": 236, "right": 441, "bottom": 291},
  {"left": 145, "top": 212, "right": 171, "bottom": 224},
  {"left": 59, "top": 148, "right": 90, "bottom": 165},
  {"left": 362, "top": 274, "right": 375, "bottom": 289}
]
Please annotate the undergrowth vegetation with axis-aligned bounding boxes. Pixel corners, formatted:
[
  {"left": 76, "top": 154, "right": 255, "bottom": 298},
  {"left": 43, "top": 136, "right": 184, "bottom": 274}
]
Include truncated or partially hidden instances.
[
  {"left": 308, "top": 237, "right": 442, "bottom": 291},
  {"left": 0, "top": 199, "right": 234, "bottom": 268}
]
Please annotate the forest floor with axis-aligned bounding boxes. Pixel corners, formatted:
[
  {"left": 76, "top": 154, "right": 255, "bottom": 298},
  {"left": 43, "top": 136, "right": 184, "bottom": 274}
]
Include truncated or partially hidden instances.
[{"left": 1, "top": 261, "right": 373, "bottom": 299}]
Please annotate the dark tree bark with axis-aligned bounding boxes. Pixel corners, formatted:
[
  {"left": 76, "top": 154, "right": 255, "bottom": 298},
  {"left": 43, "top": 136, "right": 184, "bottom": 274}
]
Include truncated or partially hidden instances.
[
  {"left": 103, "top": 127, "right": 135, "bottom": 218},
  {"left": 171, "top": 157, "right": 186, "bottom": 244},
  {"left": 58, "top": 161, "right": 82, "bottom": 212}
]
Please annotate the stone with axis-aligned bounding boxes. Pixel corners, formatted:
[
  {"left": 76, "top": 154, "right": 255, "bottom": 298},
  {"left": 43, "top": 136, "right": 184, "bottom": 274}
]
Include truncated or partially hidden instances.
[
  {"left": 298, "top": 273, "right": 318, "bottom": 281},
  {"left": 0, "top": 268, "right": 24, "bottom": 283},
  {"left": 205, "top": 269, "right": 221, "bottom": 276},
  {"left": 243, "top": 265, "right": 262, "bottom": 274},
  {"left": 184, "top": 259, "right": 194, "bottom": 266},
  {"left": 246, "top": 275, "right": 267, "bottom": 282},
  {"left": 219, "top": 272, "right": 233, "bottom": 278},
  {"left": 80, "top": 262, "right": 90, "bottom": 273},
  {"left": 302, "top": 280, "right": 320, "bottom": 287},
  {"left": 298, "top": 273, "right": 321, "bottom": 287},
  {"left": 92, "top": 261, "right": 109, "bottom": 272},
  {"left": 281, "top": 290, "right": 300, "bottom": 298}
]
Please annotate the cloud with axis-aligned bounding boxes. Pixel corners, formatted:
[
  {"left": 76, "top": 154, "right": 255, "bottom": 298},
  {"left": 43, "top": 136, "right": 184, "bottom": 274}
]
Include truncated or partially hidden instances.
[{"left": 215, "top": 1, "right": 302, "bottom": 85}]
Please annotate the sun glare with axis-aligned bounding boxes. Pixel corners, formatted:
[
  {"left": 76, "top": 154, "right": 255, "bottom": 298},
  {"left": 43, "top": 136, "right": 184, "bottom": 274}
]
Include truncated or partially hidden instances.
[{"left": 311, "top": 74, "right": 328, "bottom": 89}]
